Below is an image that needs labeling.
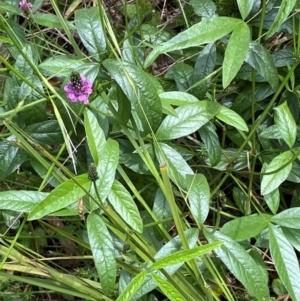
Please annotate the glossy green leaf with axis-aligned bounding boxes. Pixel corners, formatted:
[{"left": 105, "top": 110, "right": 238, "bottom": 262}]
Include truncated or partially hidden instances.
[
  {"left": 223, "top": 22, "right": 250, "bottom": 88},
  {"left": 264, "top": 188, "right": 280, "bottom": 215},
  {"left": 155, "top": 143, "right": 193, "bottom": 190},
  {"left": 28, "top": 174, "right": 91, "bottom": 220},
  {"left": 190, "top": 0, "right": 216, "bottom": 18},
  {"left": 155, "top": 101, "right": 220, "bottom": 141},
  {"left": 33, "top": 13, "right": 76, "bottom": 30},
  {"left": 116, "top": 271, "right": 147, "bottom": 301},
  {"left": 198, "top": 122, "right": 221, "bottom": 166},
  {"left": 95, "top": 139, "right": 119, "bottom": 202},
  {"left": 151, "top": 273, "right": 187, "bottom": 301},
  {"left": 25, "top": 120, "right": 63, "bottom": 144},
  {"left": 216, "top": 106, "right": 248, "bottom": 132},
  {"left": 261, "top": 150, "right": 296, "bottom": 195},
  {"left": 0, "top": 138, "right": 27, "bottom": 181},
  {"left": 186, "top": 174, "right": 210, "bottom": 224},
  {"left": 133, "top": 229, "right": 198, "bottom": 300},
  {"left": 103, "top": 60, "right": 162, "bottom": 135},
  {"left": 87, "top": 214, "right": 116, "bottom": 295},
  {"left": 0, "top": 191, "right": 48, "bottom": 212},
  {"left": 108, "top": 180, "right": 143, "bottom": 233},
  {"left": 271, "top": 208, "right": 300, "bottom": 229},
  {"left": 237, "top": 0, "right": 254, "bottom": 19},
  {"left": 265, "top": 0, "right": 297, "bottom": 39},
  {"left": 150, "top": 242, "right": 222, "bottom": 270},
  {"left": 75, "top": 8, "right": 106, "bottom": 60},
  {"left": 159, "top": 91, "right": 198, "bottom": 106},
  {"left": 220, "top": 214, "right": 271, "bottom": 241},
  {"left": 205, "top": 230, "right": 269, "bottom": 300},
  {"left": 274, "top": 101, "right": 296, "bottom": 148},
  {"left": 269, "top": 223, "right": 300, "bottom": 301},
  {"left": 190, "top": 43, "right": 216, "bottom": 98},
  {"left": 144, "top": 17, "right": 242, "bottom": 68},
  {"left": 84, "top": 109, "right": 106, "bottom": 166},
  {"left": 245, "top": 42, "right": 278, "bottom": 91}
]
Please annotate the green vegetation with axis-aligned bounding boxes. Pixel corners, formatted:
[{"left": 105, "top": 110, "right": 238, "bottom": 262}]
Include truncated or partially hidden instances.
[{"left": 0, "top": 0, "right": 300, "bottom": 300}]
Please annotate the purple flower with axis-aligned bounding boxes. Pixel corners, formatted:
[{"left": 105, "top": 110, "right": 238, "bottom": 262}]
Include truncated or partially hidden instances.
[
  {"left": 64, "top": 72, "right": 93, "bottom": 105},
  {"left": 19, "top": 0, "right": 33, "bottom": 10}
]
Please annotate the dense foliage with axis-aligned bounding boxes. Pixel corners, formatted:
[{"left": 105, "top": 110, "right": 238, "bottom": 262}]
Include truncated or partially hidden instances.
[{"left": 1, "top": 0, "right": 300, "bottom": 300}]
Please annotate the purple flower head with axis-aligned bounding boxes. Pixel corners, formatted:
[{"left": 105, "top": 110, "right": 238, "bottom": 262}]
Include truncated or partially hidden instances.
[
  {"left": 64, "top": 72, "right": 93, "bottom": 105},
  {"left": 19, "top": 0, "right": 33, "bottom": 10}
]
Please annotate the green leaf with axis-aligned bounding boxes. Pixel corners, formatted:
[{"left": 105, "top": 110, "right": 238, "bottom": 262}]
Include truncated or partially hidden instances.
[
  {"left": 223, "top": 22, "right": 250, "bottom": 88},
  {"left": 33, "top": 13, "right": 76, "bottom": 30},
  {"left": 116, "top": 271, "right": 147, "bottom": 301},
  {"left": 261, "top": 150, "right": 296, "bottom": 195},
  {"left": 245, "top": 42, "right": 278, "bottom": 91},
  {"left": 198, "top": 122, "right": 221, "bottom": 166},
  {"left": 84, "top": 109, "right": 106, "bottom": 166},
  {"left": 216, "top": 106, "right": 248, "bottom": 132},
  {"left": 159, "top": 91, "right": 198, "bottom": 106},
  {"left": 236, "top": 0, "right": 255, "bottom": 20},
  {"left": 28, "top": 174, "right": 91, "bottom": 220},
  {"left": 150, "top": 242, "right": 222, "bottom": 270},
  {"left": 0, "top": 138, "right": 27, "bottom": 181},
  {"left": 155, "top": 101, "right": 220, "bottom": 141},
  {"left": 153, "top": 188, "right": 172, "bottom": 231},
  {"left": 95, "top": 139, "right": 119, "bottom": 202},
  {"left": 265, "top": 0, "right": 297, "bottom": 39},
  {"left": 190, "top": 43, "right": 216, "bottom": 98},
  {"left": 205, "top": 230, "right": 270, "bottom": 300},
  {"left": 155, "top": 143, "right": 193, "bottom": 190},
  {"left": 0, "top": 2, "right": 22, "bottom": 14},
  {"left": 75, "top": 8, "right": 106, "bottom": 60},
  {"left": 264, "top": 188, "right": 280, "bottom": 215},
  {"left": 108, "top": 180, "right": 143, "bottom": 233},
  {"left": 281, "top": 227, "right": 300, "bottom": 252},
  {"left": 269, "top": 223, "right": 300, "bottom": 301},
  {"left": 144, "top": 17, "right": 242, "bottom": 68},
  {"left": 133, "top": 229, "right": 199, "bottom": 300},
  {"left": 271, "top": 208, "right": 300, "bottom": 229},
  {"left": 190, "top": 0, "right": 216, "bottom": 18},
  {"left": 220, "top": 214, "right": 271, "bottom": 241},
  {"left": 186, "top": 174, "right": 210, "bottom": 224},
  {"left": 151, "top": 273, "right": 188, "bottom": 301},
  {"left": 25, "top": 121, "right": 63, "bottom": 144},
  {"left": 0, "top": 191, "right": 48, "bottom": 212},
  {"left": 103, "top": 60, "right": 162, "bottom": 135},
  {"left": 87, "top": 214, "right": 116, "bottom": 295},
  {"left": 274, "top": 101, "right": 296, "bottom": 148}
]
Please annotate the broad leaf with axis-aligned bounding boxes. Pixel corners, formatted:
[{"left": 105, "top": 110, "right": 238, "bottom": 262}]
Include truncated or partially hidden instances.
[
  {"left": 95, "top": 138, "right": 119, "bottom": 202},
  {"left": 220, "top": 214, "right": 271, "bottom": 241},
  {"left": 186, "top": 174, "right": 210, "bottom": 224},
  {"left": 28, "top": 174, "right": 91, "bottom": 220},
  {"left": 264, "top": 188, "right": 280, "bottom": 215},
  {"left": 265, "top": 0, "right": 297, "bottom": 39},
  {"left": 216, "top": 106, "right": 248, "bottom": 132},
  {"left": 87, "top": 214, "right": 116, "bottom": 295},
  {"left": 281, "top": 227, "right": 300, "bottom": 252},
  {"left": 155, "top": 101, "right": 220, "bottom": 140},
  {"left": 108, "top": 180, "right": 143, "bottom": 233},
  {"left": 245, "top": 42, "right": 278, "bottom": 91},
  {"left": 261, "top": 150, "right": 297, "bottom": 195},
  {"left": 190, "top": 0, "right": 216, "bottom": 19},
  {"left": 103, "top": 60, "right": 162, "bottom": 135},
  {"left": 116, "top": 271, "right": 147, "bottom": 301},
  {"left": 237, "top": 0, "right": 255, "bottom": 20},
  {"left": 274, "top": 101, "right": 296, "bottom": 148},
  {"left": 271, "top": 208, "right": 300, "bottom": 229},
  {"left": 205, "top": 230, "right": 270, "bottom": 300},
  {"left": 0, "top": 191, "right": 48, "bottom": 212},
  {"left": 75, "top": 8, "right": 106, "bottom": 60},
  {"left": 223, "top": 22, "right": 250, "bottom": 88},
  {"left": 269, "top": 223, "right": 300, "bottom": 301},
  {"left": 144, "top": 17, "right": 243, "bottom": 68},
  {"left": 84, "top": 109, "right": 106, "bottom": 165},
  {"left": 33, "top": 13, "right": 75, "bottom": 29}
]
